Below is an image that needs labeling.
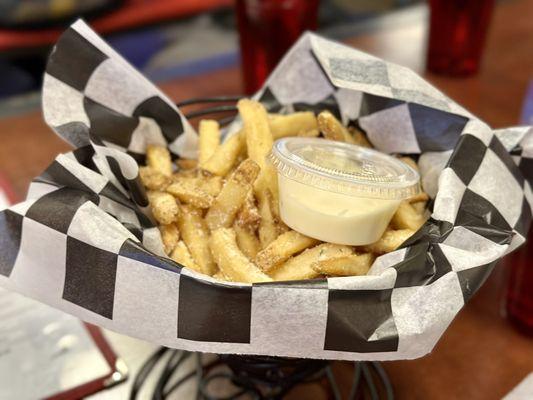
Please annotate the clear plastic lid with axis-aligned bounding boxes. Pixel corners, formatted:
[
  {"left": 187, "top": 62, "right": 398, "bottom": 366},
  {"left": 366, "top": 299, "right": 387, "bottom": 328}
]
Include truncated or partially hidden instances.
[{"left": 269, "top": 138, "right": 420, "bottom": 200}]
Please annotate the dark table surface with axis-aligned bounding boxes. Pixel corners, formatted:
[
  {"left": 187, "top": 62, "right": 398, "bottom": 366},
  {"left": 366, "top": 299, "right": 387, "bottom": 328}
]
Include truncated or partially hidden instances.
[{"left": 0, "top": 1, "right": 532, "bottom": 399}]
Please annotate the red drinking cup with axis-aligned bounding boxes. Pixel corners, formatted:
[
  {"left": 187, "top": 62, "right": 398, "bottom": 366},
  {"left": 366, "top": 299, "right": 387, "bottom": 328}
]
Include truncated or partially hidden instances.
[
  {"left": 235, "top": 0, "right": 320, "bottom": 94},
  {"left": 427, "top": 0, "right": 495, "bottom": 76}
]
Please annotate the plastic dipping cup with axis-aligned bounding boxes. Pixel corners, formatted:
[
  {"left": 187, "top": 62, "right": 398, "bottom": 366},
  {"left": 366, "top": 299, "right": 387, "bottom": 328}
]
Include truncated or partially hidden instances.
[{"left": 269, "top": 138, "right": 420, "bottom": 246}]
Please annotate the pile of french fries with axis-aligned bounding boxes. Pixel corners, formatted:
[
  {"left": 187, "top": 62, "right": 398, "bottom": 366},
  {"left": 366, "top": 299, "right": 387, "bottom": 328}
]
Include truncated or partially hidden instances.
[{"left": 139, "top": 100, "right": 429, "bottom": 283}]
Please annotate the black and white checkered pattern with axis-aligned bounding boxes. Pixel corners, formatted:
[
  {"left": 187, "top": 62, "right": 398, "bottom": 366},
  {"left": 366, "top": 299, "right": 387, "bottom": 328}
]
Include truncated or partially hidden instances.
[
  {"left": 42, "top": 20, "right": 198, "bottom": 208},
  {"left": 0, "top": 23, "right": 531, "bottom": 361}
]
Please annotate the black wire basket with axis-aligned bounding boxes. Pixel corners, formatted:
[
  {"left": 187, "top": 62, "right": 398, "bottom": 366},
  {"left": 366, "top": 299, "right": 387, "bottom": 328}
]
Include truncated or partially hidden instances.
[{"left": 129, "top": 96, "right": 394, "bottom": 400}]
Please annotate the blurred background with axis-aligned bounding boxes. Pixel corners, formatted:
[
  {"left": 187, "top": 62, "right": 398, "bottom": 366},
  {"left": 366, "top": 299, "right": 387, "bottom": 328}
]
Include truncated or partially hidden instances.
[{"left": 0, "top": 0, "right": 426, "bottom": 110}]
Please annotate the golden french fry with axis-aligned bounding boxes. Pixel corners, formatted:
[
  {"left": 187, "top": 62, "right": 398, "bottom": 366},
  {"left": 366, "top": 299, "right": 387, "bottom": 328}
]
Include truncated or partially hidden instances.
[
  {"left": 213, "top": 270, "right": 231, "bottom": 281},
  {"left": 298, "top": 128, "right": 320, "bottom": 137},
  {"left": 147, "top": 191, "right": 179, "bottom": 225},
  {"left": 238, "top": 99, "right": 279, "bottom": 204},
  {"left": 235, "top": 191, "right": 261, "bottom": 231},
  {"left": 365, "top": 229, "right": 414, "bottom": 254},
  {"left": 166, "top": 180, "right": 213, "bottom": 209},
  {"left": 173, "top": 170, "right": 198, "bottom": 182},
  {"left": 255, "top": 230, "right": 319, "bottom": 272},
  {"left": 205, "top": 159, "right": 260, "bottom": 231},
  {"left": 317, "top": 111, "right": 356, "bottom": 144},
  {"left": 159, "top": 223, "right": 180, "bottom": 254},
  {"left": 277, "top": 219, "right": 289, "bottom": 234},
  {"left": 257, "top": 190, "right": 280, "bottom": 248},
  {"left": 198, "top": 120, "right": 221, "bottom": 167},
  {"left": 171, "top": 174, "right": 223, "bottom": 197},
  {"left": 147, "top": 145, "right": 172, "bottom": 176},
  {"left": 348, "top": 126, "right": 372, "bottom": 148},
  {"left": 411, "top": 201, "right": 428, "bottom": 215},
  {"left": 269, "top": 112, "right": 318, "bottom": 140},
  {"left": 209, "top": 228, "right": 272, "bottom": 283},
  {"left": 391, "top": 201, "right": 427, "bottom": 231},
  {"left": 139, "top": 166, "right": 171, "bottom": 191},
  {"left": 400, "top": 156, "right": 419, "bottom": 171},
  {"left": 270, "top": 243, "right": 353, "bottom": 281},
  {"left": 177, "top": 205, "right": 216, "bottom": 275},
  {"left": 176, "top": 158, "right": 198, "bottom": 170},
  {"left": 239, "top": 99, "right": 273, "bottom": 169},
  {"left": 197, "top": 174, "right": 223, "bottom": 197},
  {"left": 170, "top": 241, "right": 201, "bottom": 273},
  {"left": 408, "top": 191, "right": 429, "bottom": 204},
  {"left": 234, "top": 224, "right": 261, "bottom": 260},
  {"left": 224, "top": 153, "right": 247, "bottom": 178},
  {"left": 312, "top": 253, "right": 374, "bottom": 276},
  {"left": 202, "top": 132, "right": 245, "bottom": 176},
  {"left": 256, "top": 177, "right": 279, "bottom": 216},
  {"left": 255, "top": 173, "right": 280, "bottom": 220},
  {"left": 142, "top": 109, "right": 410, "bottom": 283}
]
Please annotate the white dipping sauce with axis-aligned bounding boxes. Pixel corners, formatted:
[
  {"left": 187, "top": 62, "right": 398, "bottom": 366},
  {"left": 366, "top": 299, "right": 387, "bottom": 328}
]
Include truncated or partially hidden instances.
[
  {"left": 278, "top": 175, "right": 401, "bottom": 245},
  {"left": 269, "top": 138, "right": 420, "bottom": 246}
]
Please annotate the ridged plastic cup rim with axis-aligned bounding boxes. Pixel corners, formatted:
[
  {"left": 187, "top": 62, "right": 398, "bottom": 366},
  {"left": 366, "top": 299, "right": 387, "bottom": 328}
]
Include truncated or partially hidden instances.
[{"left": 269, "top": 137, "right": 420, "bottom": 200}]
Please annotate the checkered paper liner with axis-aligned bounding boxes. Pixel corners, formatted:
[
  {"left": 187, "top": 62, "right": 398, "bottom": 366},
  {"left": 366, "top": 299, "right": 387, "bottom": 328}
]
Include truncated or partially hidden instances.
[{"left": 0, "top": 21, "right": 532, "bottom": 361}]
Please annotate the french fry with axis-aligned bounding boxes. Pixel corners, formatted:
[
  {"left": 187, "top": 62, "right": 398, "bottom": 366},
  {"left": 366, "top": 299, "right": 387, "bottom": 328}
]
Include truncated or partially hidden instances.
[
  {"left": 239, "top": 99, "right": 273, "bottom": 169},
  {"left": 173, "top": 170, "right": 198, "bottom": 181},
  {"left": 142, "top": 107, "right": 426, "bottom": 283},
  {"left": 391, "top": 201, "right": 427, "bottom": 231},
  {"left": 317, "top": 111, "right": 356, "bottom": 144},
  {"left": 270, "top": 243, "right": 353, "bottom": 281},
  {"left": 198, "top": 174, "right": 223, "bottom": 197},
  {"left": 147, "top": 191, "right": 179, "bottom": 225},
  {"left": 298, "top": 128, "right": 320, "bottom": 137},
  {"left": 397, "top": 157, "right": 428, "bottom": 218},
  {"left": 234, "top": 224, "right": 261, "bottom": 260},
  {"left": 198, "top": 120, "right": 221, "bottom": 167},
  {"left": 408, "top": 191, "right": 429, "bottom": 204},
  {"left": 238, "top": 99, "right": 279, "bottom": 205},
  {"left": 312, "top": 253, "right": 374, "bottom": 276},
  {"left": 176, "top": 158, "right": 198, "bottom": 170},
  {"left": 159, "top": 223, "right": 180, "bottom": 254},
  {"left": 348, "top": 126, "right": 372, "bottom": 148},
  {"left": 205, "top": 159, "right": 260, "bottom": 231},
  {"left": 266, "top": 183, "right": 285, "bottom": 222},
  {"left": 209, "top": 228, "right": 272, "bottom": 283},
  {"left": 213, "top": 270, "right": 231, "bottom": 281},
  {"left": 166, "top": 180, "right": 213, "bottom": 209},
  {"left": 235, "top": 191, "right": 261, "bottom": 231},
  {"left": 170, "top": 241, "right": 201, "bottom": 273},
  {"left": 177, "top": 205, "right": 216, "bottom": 275},
  {"left": 171, "top": 174, "right": 223, "bottom": 197},
  {"left": 269, "top": 111, "right": 318, "bottom": 140},
  {"left": 202, "top": 131, "right": 245, "bottom": 176},
  {"left": 257, "top": 190, "right": 280, "bottom": 248},
  {"left": 411, "top": 200, "right": 428, "bottom": 215},
  {"left": 277, "top": 219, "right": 289, "bottom": 234},
  {"left": 224, "top": 153, "right": 247, "bottom": 178},
  {"left": 400, "top": 156, "right": 419, "bottom": 171},
  {"left": 255, "top": 230, "right": 319, "bottom": 272},
  {"left": 267, "top": 113, "right": 282, "bottom": 120},
  {"left": 146, "top": 145, "right": 172, "bottom": 176},
  {"left": 255, "top": 174, "right": 281, "bottom": 220},
  {"left": 139, "top": 166, "right": 171, "bottom": 191},
  {"left": 365, "top": 229, "right": 414, "bottom": 254}
]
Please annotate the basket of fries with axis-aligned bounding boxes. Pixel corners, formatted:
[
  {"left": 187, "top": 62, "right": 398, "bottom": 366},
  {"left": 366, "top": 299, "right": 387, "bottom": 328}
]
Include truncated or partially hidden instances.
[{"left": 0, "top": 20, "right": 531, "bottom": 361}]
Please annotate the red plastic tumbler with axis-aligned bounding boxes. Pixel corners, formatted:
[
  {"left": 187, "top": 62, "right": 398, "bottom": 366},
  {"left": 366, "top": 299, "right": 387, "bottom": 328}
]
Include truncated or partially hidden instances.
[
  {"left": 427, "top": 0, "right": 495, "bottom": 76},
  {"left": 505, "top": 227, "right": 533, "bottom": 336},
  {"left": 235, "top": 0, "right": 320, "bottom": 94}
]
